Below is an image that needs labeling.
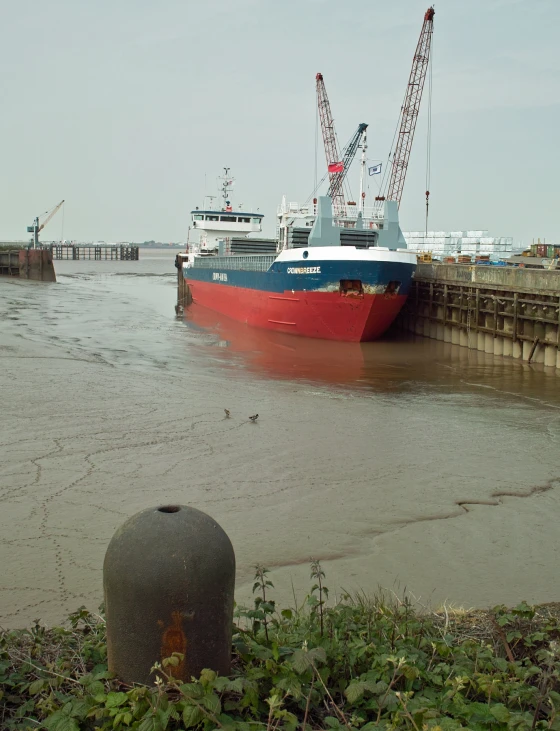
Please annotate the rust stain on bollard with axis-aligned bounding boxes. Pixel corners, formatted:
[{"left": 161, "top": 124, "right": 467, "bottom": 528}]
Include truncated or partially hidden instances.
[{"left": 160, "top": 611, "right": 187, "bottom": 678}]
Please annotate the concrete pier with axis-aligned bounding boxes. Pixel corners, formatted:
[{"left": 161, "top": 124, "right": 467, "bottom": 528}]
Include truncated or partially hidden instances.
[{"left": 397, "top": 263, "right": 560, "bottom": 370}]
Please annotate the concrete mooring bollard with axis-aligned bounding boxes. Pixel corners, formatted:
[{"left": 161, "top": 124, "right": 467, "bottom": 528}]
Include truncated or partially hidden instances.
[{"left": 103, "top": 504, "right": 235, "bottom": 685}]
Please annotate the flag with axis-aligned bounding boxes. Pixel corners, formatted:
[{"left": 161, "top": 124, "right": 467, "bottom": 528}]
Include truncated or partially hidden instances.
[
  {"left": 328, "top": 161, "right": 344, "bottom": 173},
  {"left": 368, "top": 163, "right": 382, "bottom": 175}
]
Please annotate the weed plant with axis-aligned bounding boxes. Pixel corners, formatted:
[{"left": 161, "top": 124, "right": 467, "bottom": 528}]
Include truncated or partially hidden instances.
[{"left": 1, "top": 564, "right": 560, "bottom": 730}]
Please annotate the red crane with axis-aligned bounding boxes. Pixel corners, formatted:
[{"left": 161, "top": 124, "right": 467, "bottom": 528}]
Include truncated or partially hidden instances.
[
  {"left": 315, "top": 73, "right": 345, "bottom": 214},
  {"left": 386, "top": 7, "right": 435, "bottom": 208}
]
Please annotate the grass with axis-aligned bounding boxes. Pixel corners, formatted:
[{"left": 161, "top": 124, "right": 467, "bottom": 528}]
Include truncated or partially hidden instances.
[{"left": 1, "top": 566, "right": 560, "bottom": 731}]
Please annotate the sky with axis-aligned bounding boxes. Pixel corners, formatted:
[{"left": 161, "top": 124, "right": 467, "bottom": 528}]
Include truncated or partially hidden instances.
[{"left": 0, "top": 0, "right": 558, "bottom": 245}]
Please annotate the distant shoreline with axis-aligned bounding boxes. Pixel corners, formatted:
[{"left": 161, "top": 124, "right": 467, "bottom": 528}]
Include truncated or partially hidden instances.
[{"left": 0, "top": 243, "right": 186, "bottom": 250}]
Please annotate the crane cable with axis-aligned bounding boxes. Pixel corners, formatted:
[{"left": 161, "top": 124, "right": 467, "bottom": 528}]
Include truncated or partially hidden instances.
[
  {"left": 314, "top": 98, "right": 319, "bottom": 193},
  {"left": 378, "top": 117, "right": 401, "bottom": 202},
  {"left": 425, "top": 33, "right": 434, "bottom": 236}
]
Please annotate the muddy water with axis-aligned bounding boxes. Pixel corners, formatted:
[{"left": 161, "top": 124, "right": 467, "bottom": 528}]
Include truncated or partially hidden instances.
[{"left": 1, "top": 250, "right": 559, "bottom": 628}]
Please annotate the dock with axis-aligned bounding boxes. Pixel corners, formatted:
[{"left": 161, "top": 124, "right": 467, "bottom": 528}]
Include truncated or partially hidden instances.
[
  {"left": 398, "top": 263, "right": 560, "bottom": 369},
  {"left": 48, "top": 244, "right": 139, "bottom": 261},
  {"left": 0, "top": 248, "right": 56, "bottom": 282}
]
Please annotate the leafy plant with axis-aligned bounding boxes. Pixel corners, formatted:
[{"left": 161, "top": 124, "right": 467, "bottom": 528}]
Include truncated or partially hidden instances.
[
  {"left": 309, "top": 559, "right": 328, "bottom": 637},
  {"left": 2, "top": 571, "right": 560, "bottom": 730}
]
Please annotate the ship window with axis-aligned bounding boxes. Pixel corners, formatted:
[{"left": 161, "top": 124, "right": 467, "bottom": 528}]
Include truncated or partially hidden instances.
[
  {"left": 239, "top": 217, "right": 250, "bottom": 223},
  {"left": 193, "top": 214, "right": 203, "bottom": 221},
  {"left": 205, "top": 215, "right": 219, "bottom": 221},
  {"left": 251, "top": 218, "right": 261, "bottom": 224},
  {"left": 220, "top": 216, "right": 236, "bottom": 222}
]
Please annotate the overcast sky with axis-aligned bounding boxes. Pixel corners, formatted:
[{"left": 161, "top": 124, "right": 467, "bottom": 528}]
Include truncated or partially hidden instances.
[{"left": 0, "top": 0, "right": 558, "bottom": 245}]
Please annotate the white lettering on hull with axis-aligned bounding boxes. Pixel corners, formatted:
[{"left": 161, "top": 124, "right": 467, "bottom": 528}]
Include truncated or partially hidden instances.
[
  {"left": 286, "top": 266, "right": 321, "bottom": 274},
  {"left": 212, "top": 273, "right": 228, "bottom": 282}
]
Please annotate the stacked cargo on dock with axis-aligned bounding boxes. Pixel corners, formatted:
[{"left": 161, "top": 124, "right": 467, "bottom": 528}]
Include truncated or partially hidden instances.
[
  {"left": 529, "top": 242, "right": 560, "bottom": 258},
  {"left": 403, "top": 231, "right": 514, "bottom": 260}
]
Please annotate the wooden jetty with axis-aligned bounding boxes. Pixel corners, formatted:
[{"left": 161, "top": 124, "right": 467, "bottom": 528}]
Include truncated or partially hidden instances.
[
  {"left": 396, "top": 263, "right": 560, "bottom": 369},
  {"left": 49, "top": 244, "right": 139, "bottom": 261}
]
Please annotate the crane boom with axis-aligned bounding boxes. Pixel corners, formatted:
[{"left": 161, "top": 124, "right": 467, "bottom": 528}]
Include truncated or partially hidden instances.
[
  {"left": 315, "top": 73, "right": 345, "bottom": 214},
  {"left": 386, "top": 7, "right": 435, "bottom": 207},
  {"left": 39, "top": 200, "right": 65, "bottom": 232},
  {"left": 327, "top": 123, "right": 368, "bottom": 204},
  {"left": 28, "top": 200, "right": 65, "bottom": 248}
]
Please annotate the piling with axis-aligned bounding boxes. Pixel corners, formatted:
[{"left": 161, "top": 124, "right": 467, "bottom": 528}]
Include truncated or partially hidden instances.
[
  {"left": 175, "top": 254, "right": 192, "bottom": 313},
  {"left": 396, "top": 263, "right": 560, "bottom": 370},
  {"left": 103, "top": 504, "right": 235, "bottom": 685},
  {"left": 49, "top": 244, "right": 139, "bottom": 260}
]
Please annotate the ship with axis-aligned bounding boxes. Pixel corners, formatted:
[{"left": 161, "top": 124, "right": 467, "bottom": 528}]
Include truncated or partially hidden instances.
[{"left": 176, "top": 170, "right": 417, "bottom": 343}]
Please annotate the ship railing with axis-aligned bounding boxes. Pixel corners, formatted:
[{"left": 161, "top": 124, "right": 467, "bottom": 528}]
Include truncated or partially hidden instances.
[
  {"left": 337, "top": 205, "right": 385, "bottom": 221},
  {"left": 192, "top": 254, "right": 276, "bottom": 272},
  {"left": 277, "top": 202, "right": 385, "bottom": 223}
]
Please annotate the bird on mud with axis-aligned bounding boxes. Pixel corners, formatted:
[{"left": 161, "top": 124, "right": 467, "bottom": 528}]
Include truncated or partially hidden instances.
[
  {"left": 224, "top": 409, "right": 230, "bottom": 418},
  {"left": 248, "top": 414, "right": 259, "bottom": 422}
]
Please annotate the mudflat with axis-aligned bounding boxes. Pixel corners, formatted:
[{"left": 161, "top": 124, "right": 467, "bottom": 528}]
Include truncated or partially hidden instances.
[{"left": 1, "top": 251, "right": 559, "bottom": 628}]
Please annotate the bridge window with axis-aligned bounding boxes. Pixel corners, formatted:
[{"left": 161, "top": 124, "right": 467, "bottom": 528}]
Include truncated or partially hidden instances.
[
  {"left": 220, "top": 216, "right": 236, "bottom": 222},
  {"left": 238, "top": 217, "right": 250, "bottom": 223},
  {"left": 252, "top": 218, "right": 261, "bottom": 224},
  {"left": 193, "top": 214, "right": 203, "bottom": 221},
  {"left": 205, "top": 215, "right": 219, "bottom": 221}
]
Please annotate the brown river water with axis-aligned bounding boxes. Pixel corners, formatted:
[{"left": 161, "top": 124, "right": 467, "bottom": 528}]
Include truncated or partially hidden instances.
[{"left": 1, "top": 250, "right": 560, "bottom": 628}]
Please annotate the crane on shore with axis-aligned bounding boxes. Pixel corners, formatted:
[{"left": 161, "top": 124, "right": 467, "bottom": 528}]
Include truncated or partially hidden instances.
[
  {"left": 384, "top": 7, "right": 435, "bottom": 210},
  {"left": 327, "top": 123, "right": 368, "bottom": 208},
  {"left": 316, "top": 73, "right": 345, "bottom": 214},
  {"left": 27, "top": 200, "right": 65, "bottom": 248},
  {"left": 316, "top": 73, "right": 368, "bottom": 215}
]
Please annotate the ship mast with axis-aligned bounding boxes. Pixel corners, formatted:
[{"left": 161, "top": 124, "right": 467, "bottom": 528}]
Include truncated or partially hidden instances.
[
  {"left": 220, "top": 167, "right": 235, "bottom": 211},
  {"left": 358, "top": 128, "right": 368, "bottom": 216}
]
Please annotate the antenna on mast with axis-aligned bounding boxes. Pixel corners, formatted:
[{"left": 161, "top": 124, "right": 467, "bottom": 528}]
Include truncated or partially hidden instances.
[
  {"left": 358, "top": 128, "right": 368, "bottom": 215},
  {"left": 220, "top": 167, "right": 235, "bottom": 211}
]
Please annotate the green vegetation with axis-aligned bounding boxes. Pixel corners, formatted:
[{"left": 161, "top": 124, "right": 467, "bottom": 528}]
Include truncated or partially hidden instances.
[
  {"left": 0, "top": 244, "right": 26, "bottom": 251},
  {"left": 2, "top": 564, "right": 560, "bottom": 731}
]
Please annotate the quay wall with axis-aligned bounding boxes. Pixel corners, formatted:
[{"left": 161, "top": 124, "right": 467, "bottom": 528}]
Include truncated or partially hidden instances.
[
  {"left": 396, "top": 263, "right": 560, "bottom": 369},
  {"left": 0, "top": 249, "right": 56, "bottom": 282}
]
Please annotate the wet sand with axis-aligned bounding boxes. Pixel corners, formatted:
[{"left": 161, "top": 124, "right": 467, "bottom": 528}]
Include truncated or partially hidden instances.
[{"left": 1, "top": 251, "right": 559, "bottom": 627}]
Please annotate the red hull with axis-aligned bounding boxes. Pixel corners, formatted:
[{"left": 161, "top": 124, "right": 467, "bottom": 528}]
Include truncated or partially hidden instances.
[{"left": 187, "top": 280, "right": 407, "bottom": 342}]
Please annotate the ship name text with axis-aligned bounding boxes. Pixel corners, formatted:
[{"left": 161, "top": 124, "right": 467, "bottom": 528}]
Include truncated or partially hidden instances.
[
  {"left": 212, "top": 272, "right": 228, "bottom": 282},
  {"left": 287, "top": 266, "right": 321, "bottom": 274}
]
